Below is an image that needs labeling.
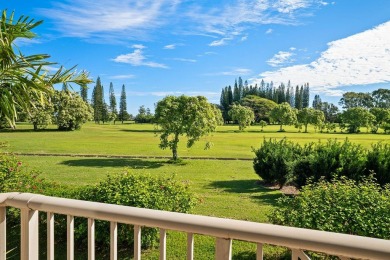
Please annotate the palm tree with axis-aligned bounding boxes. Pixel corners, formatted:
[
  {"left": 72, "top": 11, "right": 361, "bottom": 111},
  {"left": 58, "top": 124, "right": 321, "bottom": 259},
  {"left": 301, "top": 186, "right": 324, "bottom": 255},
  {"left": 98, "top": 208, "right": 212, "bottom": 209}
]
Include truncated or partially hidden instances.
[{"left": 0, "top": 10, "right": 92, "bottom": 128}]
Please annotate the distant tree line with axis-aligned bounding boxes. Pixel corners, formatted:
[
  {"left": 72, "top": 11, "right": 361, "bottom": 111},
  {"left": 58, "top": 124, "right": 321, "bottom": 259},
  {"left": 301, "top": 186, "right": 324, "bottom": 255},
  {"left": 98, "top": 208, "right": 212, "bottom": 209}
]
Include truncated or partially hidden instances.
[{"left": 220, "top": 77, "right": 309, "bottom": 123}]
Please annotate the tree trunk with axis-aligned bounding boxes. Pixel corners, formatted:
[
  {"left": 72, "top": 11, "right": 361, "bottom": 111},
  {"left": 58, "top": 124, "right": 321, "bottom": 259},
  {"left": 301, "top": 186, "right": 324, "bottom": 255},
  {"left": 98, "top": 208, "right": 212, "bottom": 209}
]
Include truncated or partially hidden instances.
[
  {"left": 33, "top": 123, "right": 38, "bottom": 131},
  {"left": 279, "top": 124, "right": 283, "bottom": 131},
  {"left": 172, "top": 133, "right": 179, "bottom": 161},
  {"left": 304, "top": 124, "right": 308, "bottom": 133}
]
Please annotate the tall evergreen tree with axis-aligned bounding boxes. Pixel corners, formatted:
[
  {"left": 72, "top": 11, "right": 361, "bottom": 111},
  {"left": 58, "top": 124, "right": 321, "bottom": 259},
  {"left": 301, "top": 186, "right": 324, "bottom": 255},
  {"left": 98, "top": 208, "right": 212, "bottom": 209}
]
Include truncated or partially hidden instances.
[
  {"left": 295, "top": 85, "right": 302, "bottom": 110},
  {"left": 119, "top": 84, "right": 127, "bottom": 124},
  {"left": 233, "top": 84, "right": 240, "bottom": 102},
  {"left": 109, "top": 82, "right": 117, "bottom": 116},
  {"left": 312, "top": 94, "right": 322, "bottom": 110},
  {"left": 227, "top": 85, "right": 233, "bottom": 106},
  {"left": 80, "top": 85, "right": 88, "bottom": 102},
  {"left": 91, "top": 76, "right": 103, "bottom": 123},
  {"left": 302, "top": 83, "right": 310, "bottom": 108}
]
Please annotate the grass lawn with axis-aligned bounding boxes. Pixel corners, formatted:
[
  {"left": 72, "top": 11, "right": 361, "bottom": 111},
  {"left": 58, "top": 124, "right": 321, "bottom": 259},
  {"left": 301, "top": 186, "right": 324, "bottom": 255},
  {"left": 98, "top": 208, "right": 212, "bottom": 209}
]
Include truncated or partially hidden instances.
[
  {"left": 1, "top": 122, "right": 390, "bottom": 159},
  {"left": 2, "top": 122, "right": 389, "bottom": 259}
]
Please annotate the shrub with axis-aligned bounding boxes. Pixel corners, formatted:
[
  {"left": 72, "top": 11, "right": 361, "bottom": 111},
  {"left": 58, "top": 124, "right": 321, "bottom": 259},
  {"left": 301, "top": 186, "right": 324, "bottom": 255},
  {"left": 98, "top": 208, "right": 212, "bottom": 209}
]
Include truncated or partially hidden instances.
[
  {"left": 269, "top": 177, "right": 390, "bottom": 239},
  {"left": 74, "top": 171, "right": 194, "bottom": 250},
  {"left": 253, "top": 138, "right": 301, "bottom": 188},
  {"left": 366, "top": 142, "right": 390, "bottom": 186}
]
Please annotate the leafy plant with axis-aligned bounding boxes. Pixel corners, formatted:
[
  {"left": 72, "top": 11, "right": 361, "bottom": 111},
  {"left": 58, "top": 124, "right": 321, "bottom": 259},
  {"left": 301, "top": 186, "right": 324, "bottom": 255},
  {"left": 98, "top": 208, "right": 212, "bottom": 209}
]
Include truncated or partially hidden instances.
[
  {"left": 253, "top": 138, "right": 301, "bottom": 188},
  {"left": 74, "top": 171, "right": 195, "bottom": 250},
  {"left": 269, "top": 176, "right": 390, "bottom": 239}
]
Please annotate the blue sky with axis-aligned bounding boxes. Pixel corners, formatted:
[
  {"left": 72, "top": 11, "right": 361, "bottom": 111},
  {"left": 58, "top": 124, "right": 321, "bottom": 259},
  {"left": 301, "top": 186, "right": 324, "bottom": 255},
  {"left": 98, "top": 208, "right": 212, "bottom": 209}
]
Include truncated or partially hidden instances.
[{"left": 5, "top": 0, "right": 390, "bottom": 114}]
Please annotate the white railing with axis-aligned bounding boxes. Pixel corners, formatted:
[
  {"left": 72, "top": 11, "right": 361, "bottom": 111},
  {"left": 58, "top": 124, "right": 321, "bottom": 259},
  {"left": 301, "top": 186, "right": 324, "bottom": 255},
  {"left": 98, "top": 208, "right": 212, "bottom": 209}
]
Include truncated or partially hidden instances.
[{"left": 0, "top": 192, "right": 389, "bottom": 260}]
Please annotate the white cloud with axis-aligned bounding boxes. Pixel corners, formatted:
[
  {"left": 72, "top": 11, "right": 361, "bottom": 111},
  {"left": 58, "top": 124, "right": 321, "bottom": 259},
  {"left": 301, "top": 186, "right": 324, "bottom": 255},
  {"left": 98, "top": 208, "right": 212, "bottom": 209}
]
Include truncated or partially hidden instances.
[
  {"left": 188, "top": 0, "right": 326, "bottom": 46},
  {"left": 112, "top": 49, "right": 168, "bottom": 69},
  {"left": 267, "top": 51, "right": 296, "bottom": 67},
  {"left": 209, "top": 37, "right": 232, "bottom": 47},
  {"left": 265, "top": 29, "right": 273, "bottom": 34},
  {"left": 206, "top": 68, "right": 252, "bottom": 76},
  {"left": 38, "top": 0, "right": 180, "bottom": 41},
  {"left": 164, "top": 44, "right": 176, "bottom": 49},
  {"left": 132, "top": 44, "right": 146, "bottom": 49},
  {"left": 255, "top": 20, "right": 390, "bottom": 96},
  {"left": 109, "top": 74, "right": 135, "bottom": 79},
  {"left": 173, "top": 58, "right": 197, "bottom": 63},
  {"left": 241, "top": 35, "right": 248, "bottom": 41}
]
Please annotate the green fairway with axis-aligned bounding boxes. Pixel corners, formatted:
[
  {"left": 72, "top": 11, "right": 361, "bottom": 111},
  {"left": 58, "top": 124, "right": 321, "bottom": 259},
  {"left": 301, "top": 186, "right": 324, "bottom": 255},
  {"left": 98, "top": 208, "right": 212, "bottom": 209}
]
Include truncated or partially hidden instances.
[{"left": 1, "top": 123, "right": 389, "bottom": 159}]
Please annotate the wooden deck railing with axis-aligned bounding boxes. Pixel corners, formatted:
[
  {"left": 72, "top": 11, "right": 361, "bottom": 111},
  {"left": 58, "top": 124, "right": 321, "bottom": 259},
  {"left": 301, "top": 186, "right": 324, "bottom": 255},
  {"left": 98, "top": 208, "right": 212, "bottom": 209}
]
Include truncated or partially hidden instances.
[{"left": 0, "top": 192, "right": 389, "bottom": 260}]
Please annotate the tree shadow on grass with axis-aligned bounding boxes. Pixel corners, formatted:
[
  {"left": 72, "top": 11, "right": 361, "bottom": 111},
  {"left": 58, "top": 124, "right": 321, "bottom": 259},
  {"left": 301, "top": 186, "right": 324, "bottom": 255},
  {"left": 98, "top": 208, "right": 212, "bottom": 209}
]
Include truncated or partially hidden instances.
[
  {"left": 208, "top": 179, "right": 283, "bottom": 206},
  {"left": 0, "top": 128, "right": 60, "bottom": 133},
  {"left": 119, "top": 129, "right": 160, "bottom": 133},
  {"left": 59, "top": 158, "right": 164, "bottom": 169}
]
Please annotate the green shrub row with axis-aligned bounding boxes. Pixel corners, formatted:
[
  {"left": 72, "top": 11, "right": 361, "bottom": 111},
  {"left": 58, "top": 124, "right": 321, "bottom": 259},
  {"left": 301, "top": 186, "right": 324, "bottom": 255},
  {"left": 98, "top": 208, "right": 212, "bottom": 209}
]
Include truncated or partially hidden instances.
[
  {"left": 253, "top": 138, "right": 390, "bottom": 188},
  {"left": 0, "top": 154, "right": 194, "bottom": 253},
  {"left": 269, "top": 177, "right": 390, "bottom": 239}
]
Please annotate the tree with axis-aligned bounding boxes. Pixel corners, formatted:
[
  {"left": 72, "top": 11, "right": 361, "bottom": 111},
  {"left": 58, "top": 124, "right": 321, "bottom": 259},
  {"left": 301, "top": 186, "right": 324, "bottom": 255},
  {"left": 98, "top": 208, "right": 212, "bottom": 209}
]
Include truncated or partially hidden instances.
[
  {"left": 109, "top": 82, "right": 117, "bottom": 123},
  {"left": 240, "top": 95, "right": 277, "bottom": 123},
  {"left": 341, "top": 107, "right": 375, "bottom": 133},
  {"left": 297, "top": 108, "right": 319, "bottom": 133},
  {"left": 228, "top": 104, "right": 255, "bottom": 131},
  {"left": 0, "top": 10, "right": 92, "bottom": 128},
  {"left": 269, "top": 102, "right": 297, "bottom": 131},
  {"left": 294, "top": 86, "right": 302, "bottom": 110},
  {"left": 302, "top": 83, "right": 310, "bottom": 108},
  {"left": 119, "top": 84, "right": 127, "bottom": 123},
  {"left": 259, "top": 120, "right": 267, "bottom": 131},
  {"left": 91, "top": 77, "right": 104, "bottom": 123},
  {"left": 339, "top": 92, "right": 373, "bottom": 109},
  {"left": 372, "top": 89, "right": 390, "bottom": 108},
  {"left": 154, "top": 95, "right": 223, "bottom": 161},
  {"left": 28, "top": 92, "right": 54, "bottom": 130},
  {"left": 370, "top": 107, "right": 390, "bottom": 133},
  {"left": 52, "top": 90, "right": 93, "bottom": 131},
  {"left": 312, "top": 94, "right": 322, "bottom": 110},
  {"left": 312, "top": 109, "right": 325, "bottom": 132},
  {"left": 135, "top": 105, "right": 154, "bottom": 123},
  {"left": 80, "top": 85, "right": 88, "bottom": 102},
  {"left": 27, "top": 93, "right": 54, "bottom": 131}
]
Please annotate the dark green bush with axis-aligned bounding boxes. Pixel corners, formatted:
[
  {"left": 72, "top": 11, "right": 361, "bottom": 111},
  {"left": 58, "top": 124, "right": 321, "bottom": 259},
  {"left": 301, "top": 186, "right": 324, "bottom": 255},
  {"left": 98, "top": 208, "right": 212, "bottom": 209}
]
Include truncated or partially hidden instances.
[
  {"left": 74, "top": 171, "right": 194, "bottom": 250},
  {"left": 366, "top": 142, "right": 390, "bottom": 186},
  {"left": 293, "top": 139, "right": 367, "bottom": 187},
  {"left": 253, "top": 138, "right": 301, "bottom": 188},
  {"left": 269, "top": 177, "right": 390, "bottom": 239}
]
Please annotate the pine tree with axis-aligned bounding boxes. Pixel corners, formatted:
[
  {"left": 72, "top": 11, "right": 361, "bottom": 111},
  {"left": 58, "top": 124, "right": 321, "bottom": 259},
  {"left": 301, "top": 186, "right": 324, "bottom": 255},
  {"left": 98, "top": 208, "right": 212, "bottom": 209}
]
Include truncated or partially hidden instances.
[
  {"left": 119, "top": 84, "right": 127, "bottom": 124},
  {"left": 233, "top": 84, "right": 240, "bottom": 102},
  {"left": 80, "top": 85, "right": 88, "bottom": 102},
  {"left": 227, "top": 86, "right": 233, "bottom": 106},
  {"left": 109, "top": 82, "right": 117, "bottom": 118},
  {"left": 92, "top": 77, "right": 103, "bottom": 123},
  {"left": 302, "top": 83, "right": 310, "bottom": 108},
  {"left": 295, "top": 85, "right": 302, "bottom": 110},
  {"left": 312, "top": 94, "right": 322, "bottom": 110}
]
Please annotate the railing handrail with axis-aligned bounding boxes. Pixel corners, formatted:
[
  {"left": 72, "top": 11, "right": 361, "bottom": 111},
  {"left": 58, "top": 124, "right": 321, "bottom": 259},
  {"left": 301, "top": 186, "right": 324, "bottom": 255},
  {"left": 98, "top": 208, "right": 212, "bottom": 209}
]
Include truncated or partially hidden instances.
[{"left": 1, "top": 192, "right": 390, "bottom": 259}]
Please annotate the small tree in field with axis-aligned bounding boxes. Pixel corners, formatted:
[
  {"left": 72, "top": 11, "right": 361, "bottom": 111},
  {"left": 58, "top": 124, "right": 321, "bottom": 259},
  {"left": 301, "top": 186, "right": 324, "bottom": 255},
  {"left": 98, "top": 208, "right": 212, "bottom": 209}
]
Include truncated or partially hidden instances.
[
  {"left": 228, "top": 104, "right": 254, "bottom": 131},
  {"left": 269, "top": 102, "right": 297, "bottom": 132},
  {"left": 154, "top": 95, "right": 223, "bottom": 161},
  {"left": 259, "top": 120, "right": 267, "bottom": 131}
]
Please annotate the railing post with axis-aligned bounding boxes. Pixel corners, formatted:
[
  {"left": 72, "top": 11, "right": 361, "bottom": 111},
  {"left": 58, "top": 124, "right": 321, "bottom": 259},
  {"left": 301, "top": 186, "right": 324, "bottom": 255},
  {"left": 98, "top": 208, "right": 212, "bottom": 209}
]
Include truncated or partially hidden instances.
[
  {"left": 215, "top": 238, "right": 232, "bottom": 260},
  {"left": 67, "top": 215, "right": 74, "bottom": 260},
  {"left": 134, "top": 225, "right": 141, "bottom": 260},
  {"left": 0, "top": 207, "right": 6, "bottom": 260},
  {"left": 187, "top": 233, "right": 194, "bottom": 260},
  {"left": 159, "top": 229, "right": 166, "bottom": 260},
  {"left": 47, "top": 212, "right": 54, "bottom": 260},
  {"left": 110, "top": 222, "right": 117, "bottom": 260},
  {"left": 20, "top": 208, "right": 39, "bottom": 260},
  {"left": 88, "top": 218, "right": 95, "bottom": 260},
  {"left": 256, "top": 243, "right": 263, "bottom": 260}
]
